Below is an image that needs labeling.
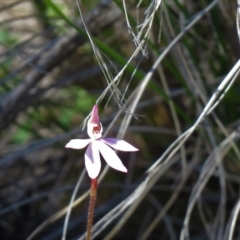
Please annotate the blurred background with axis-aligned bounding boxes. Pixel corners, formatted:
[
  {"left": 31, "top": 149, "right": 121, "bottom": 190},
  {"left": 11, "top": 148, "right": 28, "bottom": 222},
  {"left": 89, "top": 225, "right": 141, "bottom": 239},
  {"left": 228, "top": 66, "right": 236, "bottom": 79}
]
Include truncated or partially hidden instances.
[{"left": 0, "top": 0, "right": 240, "bottom": 239}]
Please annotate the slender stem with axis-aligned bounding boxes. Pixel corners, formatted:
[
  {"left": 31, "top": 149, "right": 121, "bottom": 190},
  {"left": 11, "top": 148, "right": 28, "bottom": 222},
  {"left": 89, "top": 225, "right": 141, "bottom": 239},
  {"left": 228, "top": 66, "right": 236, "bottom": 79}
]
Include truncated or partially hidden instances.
[{"left": 86, "top": 178, "right": 98, "bottom": 240}]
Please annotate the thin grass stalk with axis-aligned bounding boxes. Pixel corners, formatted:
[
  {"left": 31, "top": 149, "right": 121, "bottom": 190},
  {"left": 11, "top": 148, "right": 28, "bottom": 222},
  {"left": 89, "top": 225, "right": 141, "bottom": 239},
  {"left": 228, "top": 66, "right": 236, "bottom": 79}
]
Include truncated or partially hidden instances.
[{"left": 62, "top": 170, "right": 86, "bottom": 240}]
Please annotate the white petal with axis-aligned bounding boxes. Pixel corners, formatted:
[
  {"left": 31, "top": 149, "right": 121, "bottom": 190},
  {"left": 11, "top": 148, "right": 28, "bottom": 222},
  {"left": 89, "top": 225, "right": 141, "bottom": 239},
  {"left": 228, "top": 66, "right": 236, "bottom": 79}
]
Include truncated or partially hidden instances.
[
  {"left": 85, "top": 142, "right": 101, "bottom": 179},
  {"left": 97, "top": 141, "right": 127, "bottom": 173},
  {"left": 65, "top": 139, "right": 91, "bottom": 149},
  {"left": 101, "top": 138, "right": 138, "bottom": 152}
]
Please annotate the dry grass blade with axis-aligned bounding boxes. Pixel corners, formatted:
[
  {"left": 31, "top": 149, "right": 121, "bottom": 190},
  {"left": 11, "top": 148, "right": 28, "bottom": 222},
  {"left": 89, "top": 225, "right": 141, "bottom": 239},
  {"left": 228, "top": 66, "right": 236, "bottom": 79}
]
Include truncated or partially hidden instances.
[{"left": 180, "top": 128, "right": 240, "bottom": 239}]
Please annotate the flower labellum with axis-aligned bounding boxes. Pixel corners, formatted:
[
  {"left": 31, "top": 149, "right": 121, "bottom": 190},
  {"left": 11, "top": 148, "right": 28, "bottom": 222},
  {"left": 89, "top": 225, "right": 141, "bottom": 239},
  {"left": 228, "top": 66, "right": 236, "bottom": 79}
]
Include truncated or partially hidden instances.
[{"left": 65, "top": 105, "right": 138, "bottom": 179}]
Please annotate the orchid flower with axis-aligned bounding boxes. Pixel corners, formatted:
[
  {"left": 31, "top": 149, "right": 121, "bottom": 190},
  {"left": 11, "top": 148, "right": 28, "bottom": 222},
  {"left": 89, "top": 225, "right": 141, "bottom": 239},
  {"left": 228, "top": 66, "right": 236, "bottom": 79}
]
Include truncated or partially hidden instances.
[{"left": 65, "top": 105, "right": 138, "bottom": 179}]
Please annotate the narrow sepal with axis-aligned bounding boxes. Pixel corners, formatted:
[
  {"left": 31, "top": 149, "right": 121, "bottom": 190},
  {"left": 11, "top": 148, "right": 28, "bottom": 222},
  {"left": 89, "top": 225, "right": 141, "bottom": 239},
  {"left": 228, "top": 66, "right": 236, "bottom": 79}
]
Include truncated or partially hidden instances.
[
  {"left": 85, "top": 142, "right": 101, "bottom": 179},
  {"left": 65, "top": 139, "right": 91, "bottom": 149},
  {"left": 102, "top": 138, "right": 138, "bottom": 151},
  {"left": 97, "top": 141, "right": 127, "bottom": 173}
]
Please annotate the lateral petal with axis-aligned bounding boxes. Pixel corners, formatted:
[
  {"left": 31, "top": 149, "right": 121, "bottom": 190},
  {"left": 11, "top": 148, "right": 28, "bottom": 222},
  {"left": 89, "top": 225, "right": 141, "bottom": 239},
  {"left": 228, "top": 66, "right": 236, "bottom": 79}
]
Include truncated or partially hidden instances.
[
  {"left": 101, "top": 138, "right": 138, "bottom": 151},
  {"left": 97, "top": 141, "right": 127, "bottom": 173},
  {"left": 65, "top": 139, "right": 91, "bottom": 149},
  {"left": 85, "top": 142, "right": 101, "bottom": 179}
]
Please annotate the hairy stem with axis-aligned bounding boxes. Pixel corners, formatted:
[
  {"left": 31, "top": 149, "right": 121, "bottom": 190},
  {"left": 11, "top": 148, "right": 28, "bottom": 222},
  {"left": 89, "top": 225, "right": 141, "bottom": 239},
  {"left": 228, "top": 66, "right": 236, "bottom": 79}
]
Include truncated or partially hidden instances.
[{"left": 86, "top": 178, "right": 97, "bottom": 240}]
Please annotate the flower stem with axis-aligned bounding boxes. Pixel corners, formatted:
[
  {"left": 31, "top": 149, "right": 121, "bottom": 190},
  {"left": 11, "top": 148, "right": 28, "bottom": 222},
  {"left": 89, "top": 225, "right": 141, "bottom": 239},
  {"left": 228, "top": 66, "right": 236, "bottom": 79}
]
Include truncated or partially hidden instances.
[{"left": 86, "top": 178, "right": 97, "bottom": 240}]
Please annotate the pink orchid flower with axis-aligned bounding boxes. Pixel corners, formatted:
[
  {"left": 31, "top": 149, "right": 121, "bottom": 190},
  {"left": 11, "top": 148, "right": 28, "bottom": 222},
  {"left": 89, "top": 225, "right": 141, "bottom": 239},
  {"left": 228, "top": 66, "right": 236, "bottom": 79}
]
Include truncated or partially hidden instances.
[{"left": 65, "top": 105, "right": 138, "bottom": 179}]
